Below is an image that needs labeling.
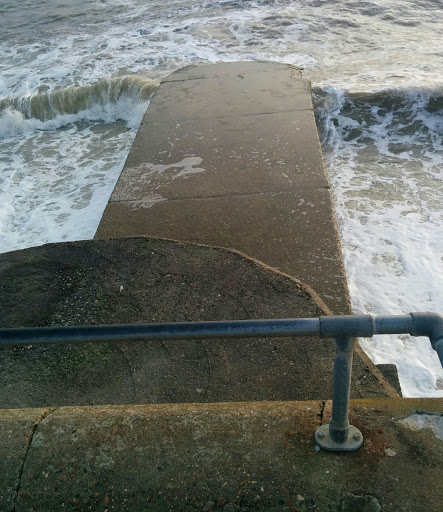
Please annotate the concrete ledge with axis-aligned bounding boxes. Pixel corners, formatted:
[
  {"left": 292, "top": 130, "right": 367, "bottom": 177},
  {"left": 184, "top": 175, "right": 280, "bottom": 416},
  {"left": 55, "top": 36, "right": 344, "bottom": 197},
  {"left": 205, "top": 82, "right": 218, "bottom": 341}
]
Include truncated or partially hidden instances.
[
  {"left": 97, "top": 190, "right": 349, "bottom": 315},
  {"left": 0, "top": 237, "right": 395, "bottom": 409},
  {"left": 1, "top": 399, "right": 442, "bottom": 511}
]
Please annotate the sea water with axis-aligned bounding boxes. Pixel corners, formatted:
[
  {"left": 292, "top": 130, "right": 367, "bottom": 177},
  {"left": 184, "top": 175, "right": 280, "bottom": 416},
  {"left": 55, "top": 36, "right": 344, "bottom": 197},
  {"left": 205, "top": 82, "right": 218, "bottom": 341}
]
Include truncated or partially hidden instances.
[{"left": 1, "top": 0, "right": 442, "bottom": 397}]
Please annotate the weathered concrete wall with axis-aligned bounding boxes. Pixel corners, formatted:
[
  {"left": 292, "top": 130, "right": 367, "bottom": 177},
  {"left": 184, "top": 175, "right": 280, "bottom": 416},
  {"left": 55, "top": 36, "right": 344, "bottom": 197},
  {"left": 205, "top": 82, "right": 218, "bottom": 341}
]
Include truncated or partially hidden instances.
[
  {"left": 1, "top": 399, "right": 442, "bottom": 511},
  {"left": 95, "top": 62, "right": 351, "bottom": 315},
  {"left": 0, "top": 237, "right": 395, "bottom": 409}
]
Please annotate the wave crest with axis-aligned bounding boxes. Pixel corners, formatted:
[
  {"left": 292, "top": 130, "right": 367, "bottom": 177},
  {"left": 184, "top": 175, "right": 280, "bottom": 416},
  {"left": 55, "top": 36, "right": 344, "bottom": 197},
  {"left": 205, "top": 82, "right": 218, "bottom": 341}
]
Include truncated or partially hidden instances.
[{"left": 0, "top": 76, "right": 158, "bottom": 137}]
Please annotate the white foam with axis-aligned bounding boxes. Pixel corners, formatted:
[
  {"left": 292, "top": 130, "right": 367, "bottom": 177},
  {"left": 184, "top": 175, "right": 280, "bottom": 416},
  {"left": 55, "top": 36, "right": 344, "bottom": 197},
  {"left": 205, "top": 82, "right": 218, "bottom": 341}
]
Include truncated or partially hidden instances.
[
  {"left": 316, "top": 86, "right": 443, "bottom": 397},
  {"left": 0, "top": 116, "right": 142, "bottom": 254},
  {"left": 2, "top": 0, "right": 442, "bottom": 97}
]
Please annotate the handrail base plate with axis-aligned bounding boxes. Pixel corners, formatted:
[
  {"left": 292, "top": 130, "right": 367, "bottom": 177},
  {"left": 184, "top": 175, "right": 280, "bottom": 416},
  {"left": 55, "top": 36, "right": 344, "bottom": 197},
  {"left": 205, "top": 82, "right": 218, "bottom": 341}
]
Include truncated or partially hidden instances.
[{"left": 315, "top": 424, "right": 363, "bottom": 452}]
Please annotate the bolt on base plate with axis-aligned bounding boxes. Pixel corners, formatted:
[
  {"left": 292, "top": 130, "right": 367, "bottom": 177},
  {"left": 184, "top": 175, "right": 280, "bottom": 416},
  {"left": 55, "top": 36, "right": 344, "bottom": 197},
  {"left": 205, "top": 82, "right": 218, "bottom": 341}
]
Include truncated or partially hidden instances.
[{"left": 315, "top": 424, "right": 363, "bottom": 452}]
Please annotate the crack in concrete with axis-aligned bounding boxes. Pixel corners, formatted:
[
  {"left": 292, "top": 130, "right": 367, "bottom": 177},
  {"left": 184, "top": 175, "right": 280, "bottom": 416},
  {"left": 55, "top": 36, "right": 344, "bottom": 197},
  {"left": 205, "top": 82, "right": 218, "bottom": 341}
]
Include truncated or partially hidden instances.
[
  {"left": 201, "top": 340, "right": 213, "bottom": 403},
  {"left": 160, "top": 340, "right": 173, "bottom": 359},
  {"left": 243, "top": 108, "right": 313, "bottom": 117},
  {"left": 318, "top": 401, "right": 326, "bottom": 427},
  {"left": 142, "top": 107, "right": 312, "bottom": 124},
  {"left": 115, "top": 344, "right": 137, "bottom": 402},
  {"left": 112, "top": 186, "right": 330, "bottom": 205},
  {"left": 225, "top": 293, "right": 253, "bottom": 318},
  {"left": 12, "top": 407, "right": 57, "bottom": 512}
]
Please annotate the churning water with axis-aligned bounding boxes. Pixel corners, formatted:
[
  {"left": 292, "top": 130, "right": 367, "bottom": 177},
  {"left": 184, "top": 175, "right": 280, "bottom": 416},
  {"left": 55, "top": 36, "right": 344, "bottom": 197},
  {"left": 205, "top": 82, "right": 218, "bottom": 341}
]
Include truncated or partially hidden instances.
[{"left": 1, "top": 0, "right": 442, "bottom": 396}]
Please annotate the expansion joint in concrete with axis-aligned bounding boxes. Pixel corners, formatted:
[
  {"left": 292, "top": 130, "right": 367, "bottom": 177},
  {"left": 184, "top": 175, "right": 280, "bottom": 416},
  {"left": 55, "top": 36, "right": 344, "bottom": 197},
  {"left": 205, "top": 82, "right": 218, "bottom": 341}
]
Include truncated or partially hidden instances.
[
  {"left": 162, "top": 77, "right": 205, "bottom": 83},
  {"left": 112, "top": 188, "right": 330, "bottom": 206},
  {"left": 243, "top": 108, "right": 313, "bottom": 117},
  {"left": 142, "top": 108, "right": 312, "bottom": 124},
  {"left": 12, "top": 407, "right": 58, "bottom": 512},
  {"left": 318, "top": 400, "right": 326, "bottom": 427},
  {"left": 115, "top": 344, "right": 137, "bottom": 401}
]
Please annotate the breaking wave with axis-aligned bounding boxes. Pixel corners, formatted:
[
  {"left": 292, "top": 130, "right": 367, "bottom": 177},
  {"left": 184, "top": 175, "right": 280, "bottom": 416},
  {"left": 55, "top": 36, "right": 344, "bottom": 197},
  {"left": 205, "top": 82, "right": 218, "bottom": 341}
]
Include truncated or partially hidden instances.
[{"left": 0, "top": 76, "right": 158, "bottom": 137}]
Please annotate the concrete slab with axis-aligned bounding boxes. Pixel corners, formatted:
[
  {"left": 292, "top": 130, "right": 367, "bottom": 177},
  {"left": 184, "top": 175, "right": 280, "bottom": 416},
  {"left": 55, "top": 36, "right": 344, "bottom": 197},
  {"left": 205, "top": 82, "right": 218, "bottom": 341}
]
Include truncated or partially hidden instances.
[
  {"left": 2, "top": 399, "right": 441, "bottom": 511},
  {"left": 110, "top": 111, "right": 327, "bottom": 202},
  {"left": 161, "top": 61, "right": 305, "bottom": 83},
  {"left": 95, "top": 62, "right": 351, "bottom": 314},
  {"left": 0, "top": 237, "right": 395, "bottom": 409},
  {"left": 147, "top": 66, "right": 311, "bottom": 121}
]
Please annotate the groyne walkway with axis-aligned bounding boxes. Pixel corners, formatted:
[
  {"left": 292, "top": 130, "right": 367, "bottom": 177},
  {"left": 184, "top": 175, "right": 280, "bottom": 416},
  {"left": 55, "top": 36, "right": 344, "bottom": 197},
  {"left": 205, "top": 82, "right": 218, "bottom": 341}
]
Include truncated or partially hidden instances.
[{"left": 96, "top": 62, "right": 350, "bottom": 316}]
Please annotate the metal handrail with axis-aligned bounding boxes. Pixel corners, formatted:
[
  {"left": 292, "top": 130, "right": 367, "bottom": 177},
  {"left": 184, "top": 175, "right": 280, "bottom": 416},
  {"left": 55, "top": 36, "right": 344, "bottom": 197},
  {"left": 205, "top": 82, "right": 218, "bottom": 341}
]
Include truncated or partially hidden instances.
[{"left": 1, "top": 312, "right": 442, "bottom": 451}]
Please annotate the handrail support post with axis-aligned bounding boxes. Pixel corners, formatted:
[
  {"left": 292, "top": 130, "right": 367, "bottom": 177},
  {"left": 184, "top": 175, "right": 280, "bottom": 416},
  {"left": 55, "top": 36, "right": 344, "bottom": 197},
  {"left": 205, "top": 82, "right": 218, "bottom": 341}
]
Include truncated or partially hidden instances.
[{"left": 315, "top": 335, "right": 363, "bottom": 451}]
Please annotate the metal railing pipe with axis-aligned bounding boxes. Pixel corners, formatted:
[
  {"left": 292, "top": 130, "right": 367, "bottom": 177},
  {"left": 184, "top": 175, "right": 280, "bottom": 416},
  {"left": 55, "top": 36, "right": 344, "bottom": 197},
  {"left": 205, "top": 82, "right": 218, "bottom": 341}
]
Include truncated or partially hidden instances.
[
  {"left": 410, "top": 312, "right": 443, "bottom": 366},
  {"left": 373, "top": 315, "right": 414, "bottom": 335},
  {"left": 1, "top": 312, "right": 442, "bottom": 452},
  {"left": 330, "top": 336, "right": 354, "bottom": 437},
  {"left": 319, "top": 315, "right": 374, "bottom": 338},
  {"left": 0, "top": 318, "right": 320, "bottom": 347},
  {"left": 314, "top": 336, "right": 363, "bottom": 451}
]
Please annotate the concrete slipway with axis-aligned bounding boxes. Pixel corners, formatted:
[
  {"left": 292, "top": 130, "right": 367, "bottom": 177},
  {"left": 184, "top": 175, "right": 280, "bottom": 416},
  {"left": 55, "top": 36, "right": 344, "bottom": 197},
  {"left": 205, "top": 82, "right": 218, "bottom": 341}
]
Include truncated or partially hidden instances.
[{"left": 1, "top": 63, "right": 442, "bottom": 511}]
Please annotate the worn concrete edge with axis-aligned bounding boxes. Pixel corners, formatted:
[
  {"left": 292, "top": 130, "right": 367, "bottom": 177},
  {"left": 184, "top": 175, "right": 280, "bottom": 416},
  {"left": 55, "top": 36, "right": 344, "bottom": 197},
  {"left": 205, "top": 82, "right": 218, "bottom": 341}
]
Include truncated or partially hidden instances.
[
  {"left": 161, "top": 61, "right": 306, "bottom": 82},
  {"left": 3, "top": 398, "right": 442, "bottom": 496},
  {"left": 323, "top": 397, "right": 443, "bottom": 419},
  {"left": 90, "top": 234, "right": 333, "bottom": 315},
  {"left": 2, "top": 398, "right": 441, "bottom": 423}
]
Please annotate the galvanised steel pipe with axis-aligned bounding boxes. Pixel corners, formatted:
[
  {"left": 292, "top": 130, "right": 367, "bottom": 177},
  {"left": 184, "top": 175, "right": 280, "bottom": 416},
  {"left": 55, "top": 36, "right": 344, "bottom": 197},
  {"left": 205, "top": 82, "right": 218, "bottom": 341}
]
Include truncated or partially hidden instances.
[
  {"left": 0, "top": 318, "right": 321, "bottom": 347},
  {"left": 315, "top": 312, "right": 443, "bottom": 451},
  {"left": 330, "top": 336, "right": 354, "bottom": 439},
  {"left": 1, "top": 314, "right": 443, "bottom": 348},
  {"left": 314, "top": 336, "right": 363, "bottom": 451},
  {"left": 373, "top": 315, "right": 413, "bottom": 335},
  {"left": 410, "top": 312, "right": 443, "bottom": 366}
]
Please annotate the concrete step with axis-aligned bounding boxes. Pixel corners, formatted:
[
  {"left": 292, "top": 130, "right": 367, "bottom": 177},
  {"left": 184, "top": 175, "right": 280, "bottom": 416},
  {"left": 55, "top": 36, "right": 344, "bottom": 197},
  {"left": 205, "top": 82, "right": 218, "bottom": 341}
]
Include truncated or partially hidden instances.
[{"left": 1, "top": 398, "right": 442, "bottom": 511}]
